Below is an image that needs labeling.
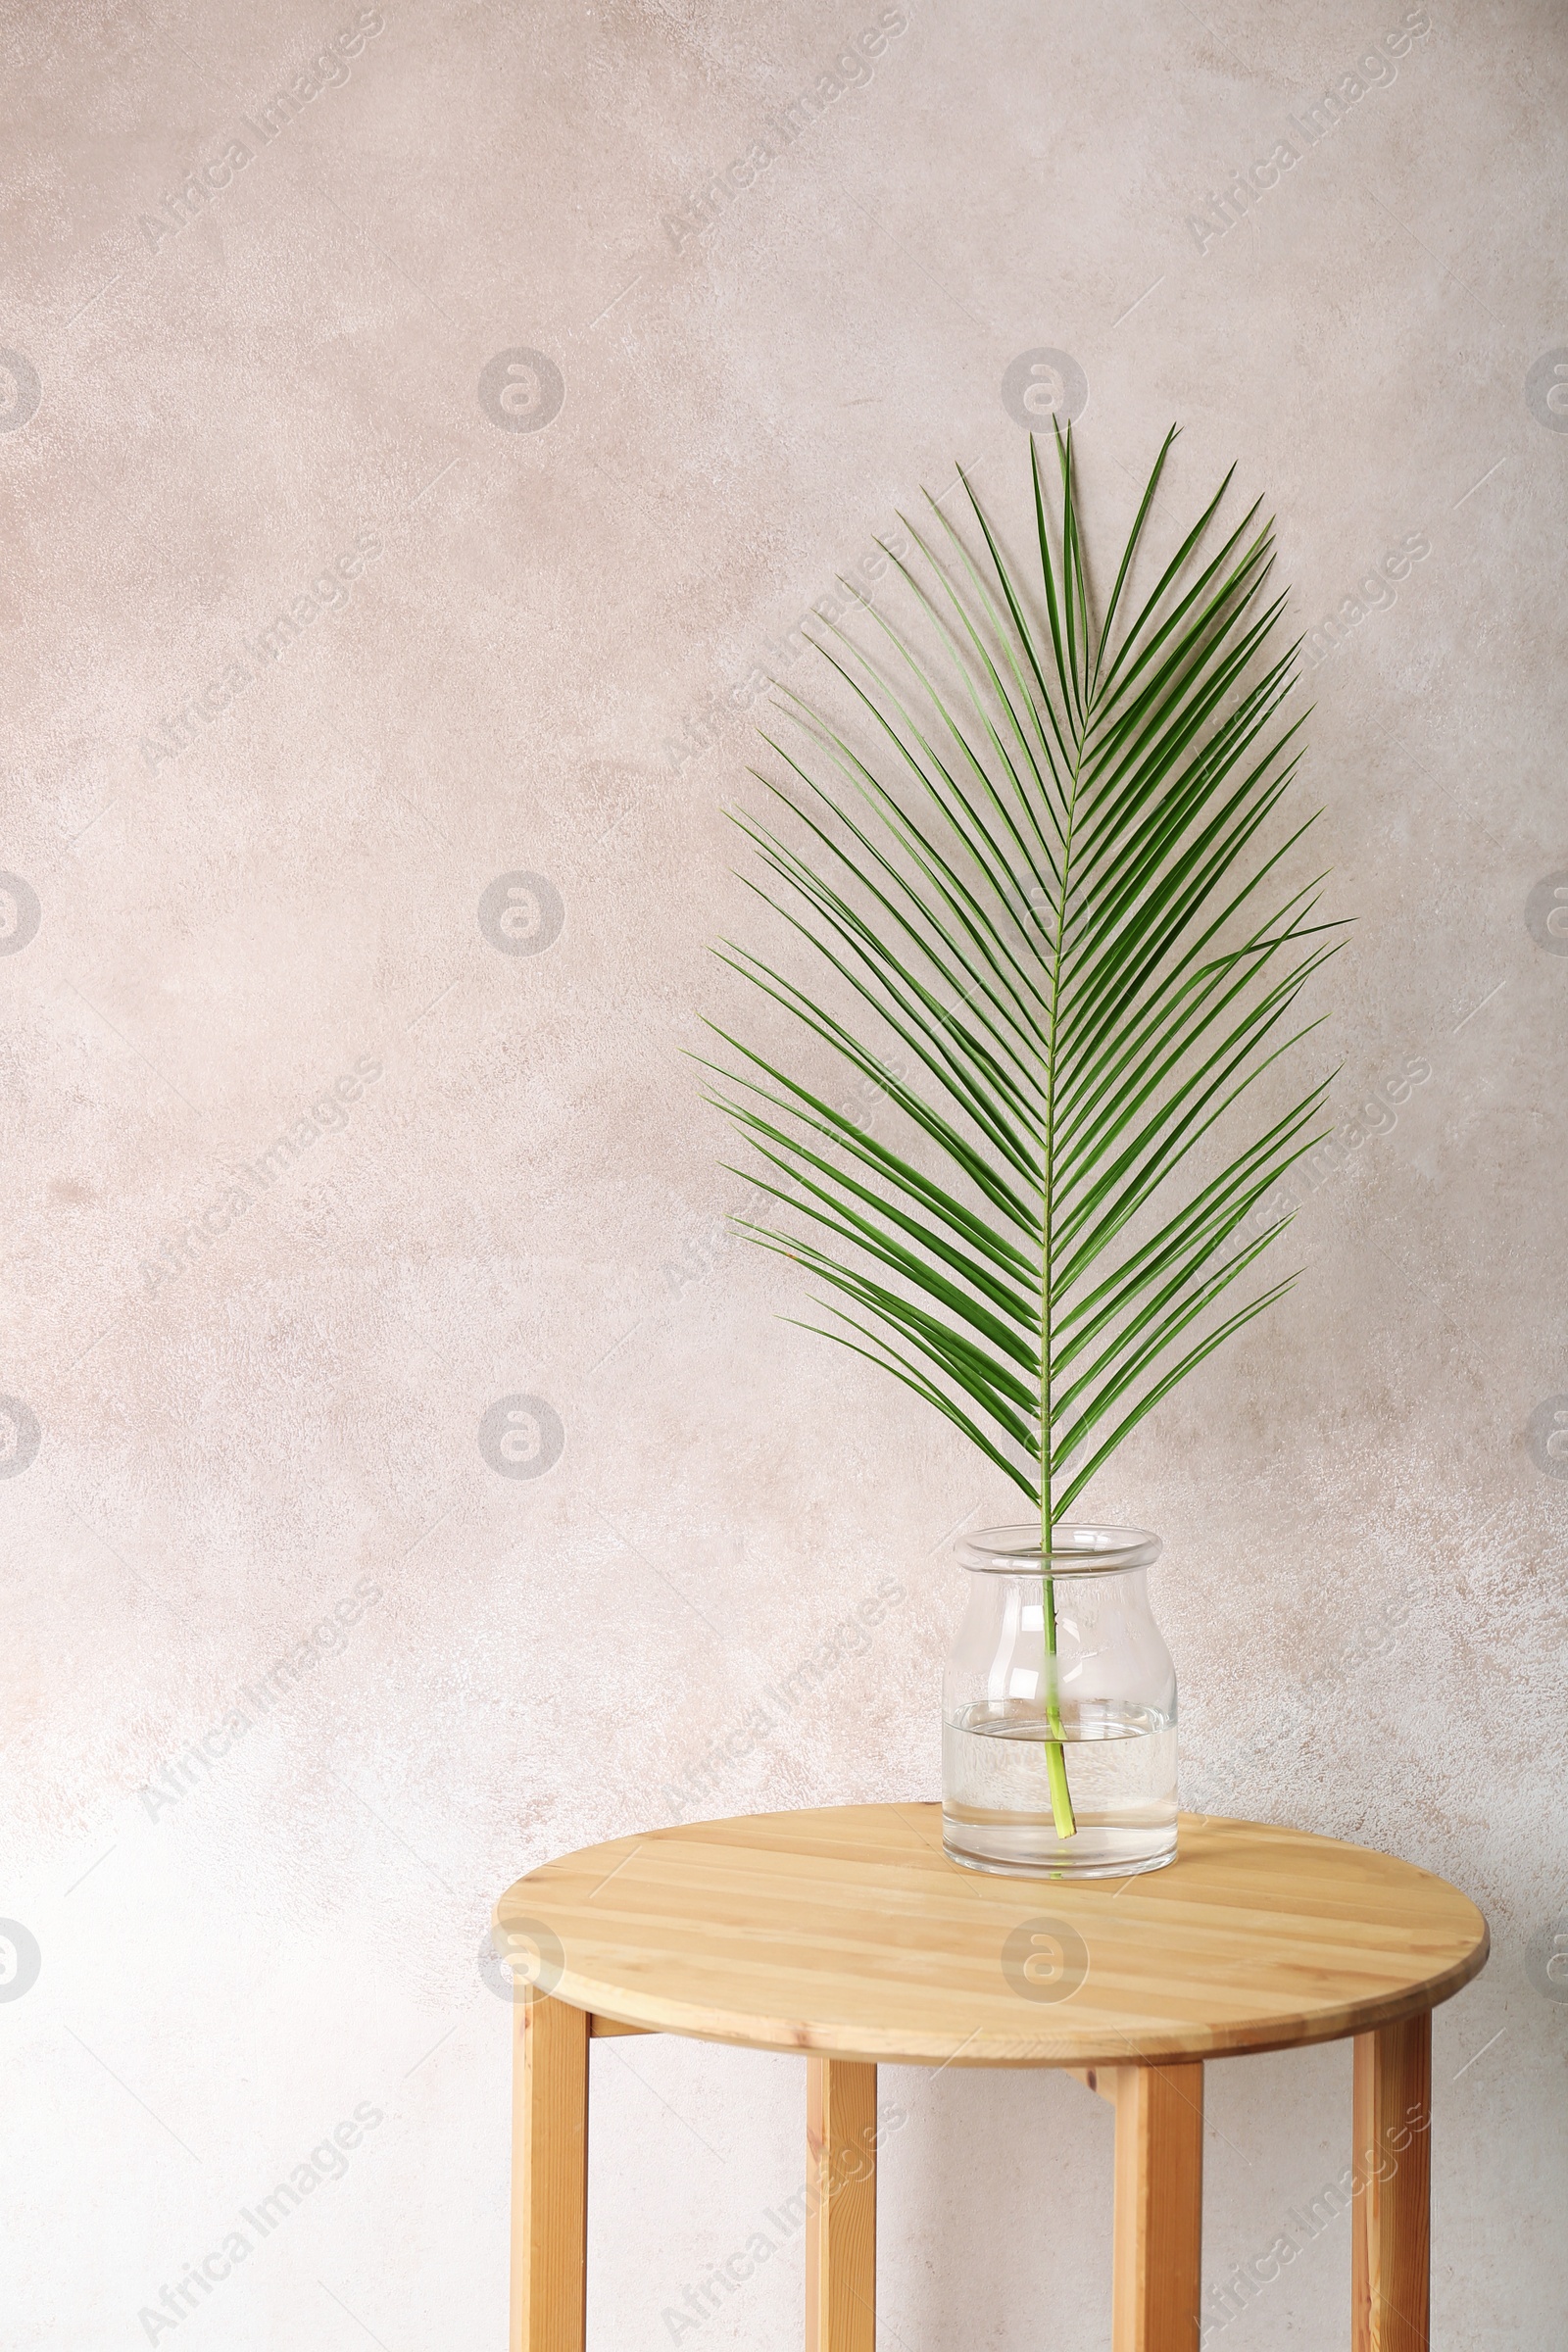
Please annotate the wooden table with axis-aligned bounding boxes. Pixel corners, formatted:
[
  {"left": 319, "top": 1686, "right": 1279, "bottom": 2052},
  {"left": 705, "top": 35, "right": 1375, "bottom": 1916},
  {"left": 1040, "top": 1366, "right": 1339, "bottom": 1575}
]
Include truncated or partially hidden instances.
[{"left": 493, "top": 1805, "right": 1488, "bottom": 2352}]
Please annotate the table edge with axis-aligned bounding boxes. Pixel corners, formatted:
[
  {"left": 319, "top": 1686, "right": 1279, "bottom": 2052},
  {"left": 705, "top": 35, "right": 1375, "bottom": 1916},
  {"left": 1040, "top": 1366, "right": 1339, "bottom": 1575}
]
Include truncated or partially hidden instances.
[{"left": 525, "top": 1921, "right": 1489, "bottom": 2067}]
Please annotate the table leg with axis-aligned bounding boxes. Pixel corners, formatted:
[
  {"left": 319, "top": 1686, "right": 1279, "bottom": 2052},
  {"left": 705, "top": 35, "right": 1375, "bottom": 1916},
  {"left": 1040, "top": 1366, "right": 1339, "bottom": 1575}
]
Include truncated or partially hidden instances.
[
  {"left": 1351, "top": 2013, "right": 1431, "bottom": 2352},
  {"left": 806, "top": 2055, "right": 877, "bottom": 2352},
  {"left": 1111, "top": 2062, "right": 1204, "bottom": 2352},
  {"left": 511, "top": 1995, "right": 590, "bottom": 2352}
]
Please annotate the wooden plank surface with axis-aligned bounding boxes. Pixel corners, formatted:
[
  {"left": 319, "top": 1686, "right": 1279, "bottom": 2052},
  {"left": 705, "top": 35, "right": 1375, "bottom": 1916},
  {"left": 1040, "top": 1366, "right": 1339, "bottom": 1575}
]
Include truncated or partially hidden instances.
[
  {"left": 805, "top": 2056, "right": 877, "bottom": 2352},
  {"left": 493, "top": 1805, "right": 1488, "bottom": 2068},
  {"left": 1351, "top": 2012, "right": 1432, "bottom": 2352},
  {"left": 511, "top": 1995, "right": 589, "bottom": 2352},
  {"left": 1111, "top": 2062, "right": 1203, "bottom": 2352}
]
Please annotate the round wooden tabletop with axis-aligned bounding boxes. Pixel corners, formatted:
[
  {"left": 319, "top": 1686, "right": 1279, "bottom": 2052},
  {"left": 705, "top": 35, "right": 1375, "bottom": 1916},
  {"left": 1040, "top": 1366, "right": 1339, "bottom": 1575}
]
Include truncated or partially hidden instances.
[{"left": 495, "top": 1804, "right": 1489, "bottom": 2068}]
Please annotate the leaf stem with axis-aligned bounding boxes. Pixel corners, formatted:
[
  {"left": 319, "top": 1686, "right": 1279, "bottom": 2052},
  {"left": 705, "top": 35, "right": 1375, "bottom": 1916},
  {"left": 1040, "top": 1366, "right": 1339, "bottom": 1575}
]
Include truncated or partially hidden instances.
[
  {"left": 1039, "top": 428, "right": 1083, "bottom": 1841},
  {"left": 1040, "top": 1567, "right": 1075, "bottom": 1838}
]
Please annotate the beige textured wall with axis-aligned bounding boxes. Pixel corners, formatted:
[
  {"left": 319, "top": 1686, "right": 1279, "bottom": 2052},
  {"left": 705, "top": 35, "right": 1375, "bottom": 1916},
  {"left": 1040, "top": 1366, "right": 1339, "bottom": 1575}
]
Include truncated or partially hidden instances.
[{"left": 3, "top": 0, "right": 1565, "bottom": 2344}]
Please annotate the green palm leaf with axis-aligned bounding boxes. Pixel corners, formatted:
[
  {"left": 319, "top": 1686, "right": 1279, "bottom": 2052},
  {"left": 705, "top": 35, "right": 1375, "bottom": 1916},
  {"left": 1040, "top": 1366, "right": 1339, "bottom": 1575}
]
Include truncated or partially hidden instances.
[{"left": 704, "top": 425, "right": 1344, "bottom": 1828}]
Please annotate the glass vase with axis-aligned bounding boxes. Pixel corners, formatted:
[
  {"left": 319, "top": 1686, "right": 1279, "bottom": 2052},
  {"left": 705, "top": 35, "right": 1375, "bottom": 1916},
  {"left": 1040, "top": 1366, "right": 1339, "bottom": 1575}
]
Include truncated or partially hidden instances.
[{"left": 942, "top": 1524, "right": 1177, "bottom": 1879}]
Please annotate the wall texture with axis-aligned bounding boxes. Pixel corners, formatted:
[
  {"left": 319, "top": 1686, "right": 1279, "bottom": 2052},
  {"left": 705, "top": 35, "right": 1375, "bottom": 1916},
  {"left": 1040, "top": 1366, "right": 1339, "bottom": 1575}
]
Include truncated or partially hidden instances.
[{"left": 3, "top": 0, "right": 1565, "bottom": 2345}]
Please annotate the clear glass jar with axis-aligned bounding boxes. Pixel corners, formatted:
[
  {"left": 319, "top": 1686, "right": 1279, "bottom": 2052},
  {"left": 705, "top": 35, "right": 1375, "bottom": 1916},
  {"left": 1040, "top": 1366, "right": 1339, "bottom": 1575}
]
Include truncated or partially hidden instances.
[{"left": 942, "top": 1524, "right": 1177, "bottom": 1879}]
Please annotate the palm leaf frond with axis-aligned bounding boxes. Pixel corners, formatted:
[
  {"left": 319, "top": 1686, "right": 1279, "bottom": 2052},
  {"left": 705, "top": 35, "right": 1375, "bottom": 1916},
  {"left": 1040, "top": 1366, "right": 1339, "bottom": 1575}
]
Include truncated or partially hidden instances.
[{"left": 709, "top": 424, "right": 1343, "bottom": 1530}]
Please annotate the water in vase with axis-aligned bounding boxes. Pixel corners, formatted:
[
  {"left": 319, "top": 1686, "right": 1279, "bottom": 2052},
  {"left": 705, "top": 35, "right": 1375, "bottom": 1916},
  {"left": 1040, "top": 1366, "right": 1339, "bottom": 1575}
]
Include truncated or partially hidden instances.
[{"left": 942, "top": 1698, "right": 1178, "bottom": 1877}]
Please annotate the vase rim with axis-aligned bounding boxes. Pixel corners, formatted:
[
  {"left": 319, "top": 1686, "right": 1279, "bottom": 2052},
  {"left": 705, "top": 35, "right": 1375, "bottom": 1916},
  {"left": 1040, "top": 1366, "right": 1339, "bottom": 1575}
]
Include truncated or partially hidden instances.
[{"left": 956, "top": 1521, "right": 1162, "bottom": 1575}]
